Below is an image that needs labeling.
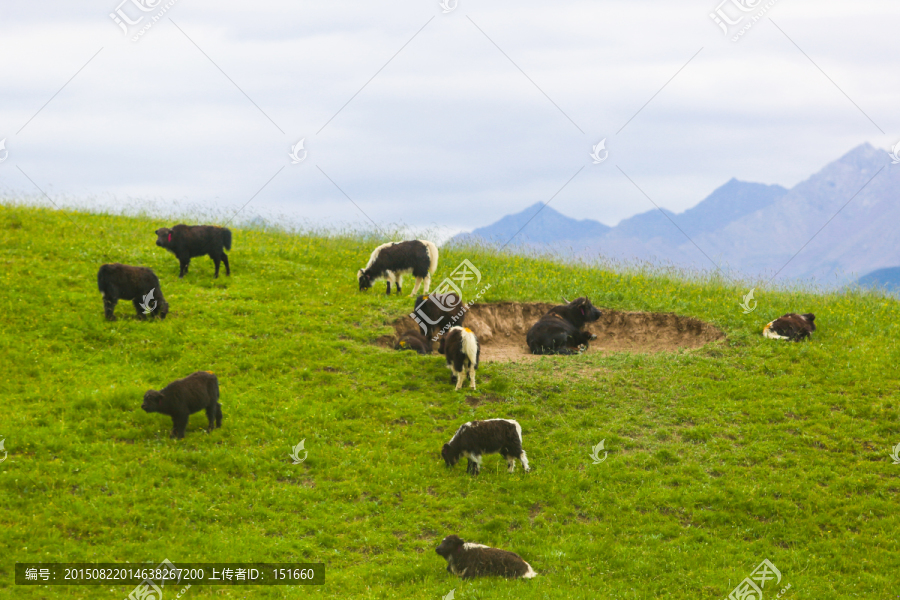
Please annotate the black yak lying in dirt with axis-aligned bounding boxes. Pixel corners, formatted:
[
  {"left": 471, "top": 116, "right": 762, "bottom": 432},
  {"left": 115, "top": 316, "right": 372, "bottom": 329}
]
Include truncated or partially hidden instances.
[
  {"left": 142, "top": 371, "right": 222, "bottom": 439},
  {"left": 412, "top": 291, "right": 465, "bottom": 339},
  {"left": 155, "top": 224, "right": 232, "bottom": 278},
  {"left": 395, "top": 329, "right": 433, "bottom": 355},
  {"left": 97, "top": 263, "right": 168, "bottom": 321},
  {"left": 526, "top": 297, "right": 602, "bottom": 355},
  {"left": 436, "top": 534, "right": 537, "bottom": 579},
  {"left": 763, "top": 313, "right": 816, "bottom": 341}
]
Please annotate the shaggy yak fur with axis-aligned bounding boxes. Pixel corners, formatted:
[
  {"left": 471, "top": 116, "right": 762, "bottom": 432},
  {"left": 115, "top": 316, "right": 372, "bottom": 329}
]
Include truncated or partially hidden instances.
[
  {"left": 437, "top": 326, "right": 480, "bottom": 390},
  {"left": 97, "top": 263, "right": 169, "bottom": 321},
  {"left": 357, "top": 240, "right": 438, "bottom": 296},
  {"left": 394, "top": 329, "right": 433, "bottom": 355},
  {"left": 526, "top": 297, "right": 602, "bottom": 355},
  {"left": 155, "top": 224, "right": 232, "bottom": 278},
  {"left": 441, "top": 419, "right": 530, "bottom": 475},
  {"left": 412, "top": 291, "right": 466, "bottom": 339},
  {"left": 763, "top": 313, "right": 816, "bottom": 341},
  {"left": 435, "top": 535, "right": 537, "bottom": 579},
  {"left": 142, "top": 371, "right": 222, "bottom": 439}
]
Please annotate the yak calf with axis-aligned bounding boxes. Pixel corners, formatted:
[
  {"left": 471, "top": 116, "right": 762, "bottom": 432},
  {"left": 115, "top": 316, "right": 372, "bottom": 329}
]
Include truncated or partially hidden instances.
[
  {"left": 526, "top": 297, "right": 602, "bottom": 355},
  {"left": 142, "top": 371, "right": 222, "bottom": 439},
  {"left": 441, "top": 419, "right": 530, "bottom": 475},
  {"left": 764, "top": 313, "right": 816, "bottom": 341},
  {"left": 436, "top": 535, "right": 537, "bottom": 579},
  {"left": 155, "top": 224, "right": 232, "bottom": 278},
  {"left": 97, "top": 263, "right": 169, "bottom": 321},
  {"left": 438, "top": 326, "right": 480, "bottom": 390}
]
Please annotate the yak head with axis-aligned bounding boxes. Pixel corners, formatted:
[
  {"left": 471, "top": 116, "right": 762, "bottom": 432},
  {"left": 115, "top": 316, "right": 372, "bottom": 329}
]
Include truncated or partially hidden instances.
[
  {"left": 357, "top": 269, "right": 373, "bottom": 292},
  {"left": 568, "top": 297, "right": 602, "bottom": 325},
  {"left": 155, "top": 228, "right": 174, "bottom": 249},
  {"left": 142, "top": 390, "right": 164, "bottom": 413},
  {"left": 441, "top": 443, "right": 458, "bottom": 467},
  {"left": 435, "top": 534, "right": 464, "bottom": 558}
]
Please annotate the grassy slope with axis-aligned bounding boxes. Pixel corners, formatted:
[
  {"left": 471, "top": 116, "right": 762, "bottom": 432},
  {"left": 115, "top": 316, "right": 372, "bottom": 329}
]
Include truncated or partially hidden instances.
[{"left": 1, "top": 204, "right": 899, "bottom": 600}]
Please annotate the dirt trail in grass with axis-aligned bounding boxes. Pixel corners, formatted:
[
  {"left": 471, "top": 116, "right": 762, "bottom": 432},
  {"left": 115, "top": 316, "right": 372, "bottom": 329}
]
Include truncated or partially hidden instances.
[{"left": 380, "top": 301, "right": 725, "bottom": 363}]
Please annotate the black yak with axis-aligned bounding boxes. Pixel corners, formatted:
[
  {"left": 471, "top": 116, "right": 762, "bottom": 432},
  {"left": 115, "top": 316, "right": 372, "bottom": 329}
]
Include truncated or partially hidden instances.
[
  {"left": 526, "top": 297, "right": 602, "bottom": 355},
  {"left": 357, "top": 240, "right": 438, "bottom": 296},
  {"left": 395, "top": 329, "right": 433, "bottom": 355},
  {"left": 155, "top": 224, "right": 232, "bottom": 278},
  {"left": 763, "top": 313, "right": 816, "bottom": 341},
  {"left": 97, "top": 263, "right": 169, "bottom": 321},
  {"left": 435, "top": 535, "right": 537, "bottom": 579},
  {"left": 412, "top": 291, "right": 466, "bottom": 340},
  {"left": 437, "top": 326, "right": 480, "bottom": 390},
  {"left": 141, "top": 371, "right": 222, "bottom": 439},
  {"left": 441, "top": 419, "right": 530, "bottom": 475}
]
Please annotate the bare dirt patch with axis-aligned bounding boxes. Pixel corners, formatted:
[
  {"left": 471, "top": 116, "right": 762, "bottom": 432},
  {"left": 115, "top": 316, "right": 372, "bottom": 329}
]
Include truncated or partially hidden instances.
[{"left": 378, "top": 301, "right": 725, "bottom": 363}]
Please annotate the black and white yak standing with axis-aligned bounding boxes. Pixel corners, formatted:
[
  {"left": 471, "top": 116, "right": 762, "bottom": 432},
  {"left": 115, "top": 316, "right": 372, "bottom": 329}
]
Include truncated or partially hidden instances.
[
  {"left": 441, "top": 419, "right": 530, "bottom": 475},
  {"left": 437, "top": 326, "right": 480, "bottom": 391},
  {"left": 357, "top": 240, "right": 438, "bottom": 296},
  {"left": 436, "top": 534, "right": 537, "bottom": 579}
]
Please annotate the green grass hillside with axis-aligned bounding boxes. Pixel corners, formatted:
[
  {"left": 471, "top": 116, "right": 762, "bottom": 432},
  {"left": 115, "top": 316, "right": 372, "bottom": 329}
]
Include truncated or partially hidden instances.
[{"left": 1, "top": 204, "right": 899, "bottom": 599}]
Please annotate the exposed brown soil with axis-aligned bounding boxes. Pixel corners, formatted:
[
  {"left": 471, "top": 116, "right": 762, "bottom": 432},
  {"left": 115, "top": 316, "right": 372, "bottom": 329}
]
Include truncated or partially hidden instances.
[{"left": 377, "top": 301, "right": 725, "bottom": 363}]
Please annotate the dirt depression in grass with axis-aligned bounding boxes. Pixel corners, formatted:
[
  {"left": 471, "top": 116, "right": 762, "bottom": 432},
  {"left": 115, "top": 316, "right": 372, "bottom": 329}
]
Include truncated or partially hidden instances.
[{"left": 379, "top": 301, "right": 725, "bottom": 363}]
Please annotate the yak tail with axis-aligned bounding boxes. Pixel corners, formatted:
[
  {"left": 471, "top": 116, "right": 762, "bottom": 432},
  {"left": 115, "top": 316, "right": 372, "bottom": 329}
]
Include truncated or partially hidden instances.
[
  {"left": 223, "top": 228, "right": 232, "bottom": 251},
  {"left": 460, "top": 328, "right": 478, "bottom": 365},
  {"left": 97, "top": 264, "right": 109, "bottom": 292},
  {"left": 421, "top": 240, "right": 439, "bottom": 275},
  {"left": 208, "top": 373, "right": 220, "bottom": 403}
]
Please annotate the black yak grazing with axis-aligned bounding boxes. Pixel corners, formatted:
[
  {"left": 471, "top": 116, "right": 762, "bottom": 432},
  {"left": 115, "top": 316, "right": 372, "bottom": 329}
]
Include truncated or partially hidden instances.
[
  {"left": 435, "top": 534, "right": 537, "bottom": 579},
  {"left": 141, "top": 371, "right": 222, "bottom": 439},
  {"left": 526, "top": 297, "right": 602, "bottom": 355},
  {"left": 155, "top": 224, "right": 232, "bottom": 278},
  {"left": 97, "top": 263, "right": 169, "bottom": 321},
  {"left": 357, "top": 240, "right": 438, "bottom": 296},
  {"left": 395, "top": 329, "right": 433, "bottom": 355},
  {"left": 441, "top": 419, "right": 530, "bottom": 475},
  {"left": 437, "top": 326, "right": 480, "bottom": 390},
  {"left": 763, "top": 313, "right": 816, "bottom": 341}
]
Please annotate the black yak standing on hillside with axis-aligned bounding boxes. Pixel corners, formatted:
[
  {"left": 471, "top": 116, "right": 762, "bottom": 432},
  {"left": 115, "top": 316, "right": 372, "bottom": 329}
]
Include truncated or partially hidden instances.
[
  {"left": 142, "top": 371, "right": 222, "bottom": 439},
  {"left": 357, "top": 240, "right": 438, "bottom": 296},
  {"left": 97, "top": 263, "right": 169, "bottom": 321},
  {"left": 155, "top": 224, "right": 232, "bottom": 278},
  {"left": 526, "top": 297, "right": 602, "bottom": 355}
]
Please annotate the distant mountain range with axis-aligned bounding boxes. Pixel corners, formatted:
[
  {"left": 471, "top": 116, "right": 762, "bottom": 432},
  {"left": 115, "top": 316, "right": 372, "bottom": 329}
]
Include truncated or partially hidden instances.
[{"left": 451, "top": 143, "right": 900, "bottom": 284}]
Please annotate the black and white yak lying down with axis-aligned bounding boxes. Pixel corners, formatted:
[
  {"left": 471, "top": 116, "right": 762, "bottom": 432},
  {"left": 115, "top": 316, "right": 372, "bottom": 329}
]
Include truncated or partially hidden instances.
[
  {"left": 394, "top": 329, "right": 433, "bottom": 355},
  {"left": 436, "top": 534, "right": 537, "bottom": 579},
  {"left": 441, "top": 419, "right": 530, "bottom": 475},
  {"left": 437, "top": 326, "right": 479, "bottom": 390},
  {"left": 526, "top": 297, "right": 602, "bottom": 355},
  {"left": 763, "top": 313, "right": 816, "bottom": 341},
  {"left": 357, "top": 240, "right": 438, "bottom": 296},
  {"left": 97, "top": 263, "right": 169, "bottom": 321}
]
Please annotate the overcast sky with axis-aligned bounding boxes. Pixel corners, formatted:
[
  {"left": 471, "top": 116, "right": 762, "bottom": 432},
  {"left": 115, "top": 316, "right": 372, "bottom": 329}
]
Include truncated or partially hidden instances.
[{"left": 0, "top": 0, "right": 897, "bottom": 237}]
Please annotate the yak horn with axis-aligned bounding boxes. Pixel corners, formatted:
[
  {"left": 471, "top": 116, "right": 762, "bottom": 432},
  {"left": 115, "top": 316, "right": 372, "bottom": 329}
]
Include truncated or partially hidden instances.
[{"left": 562, "top": 296, "right": 570, "bottom": 303}]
